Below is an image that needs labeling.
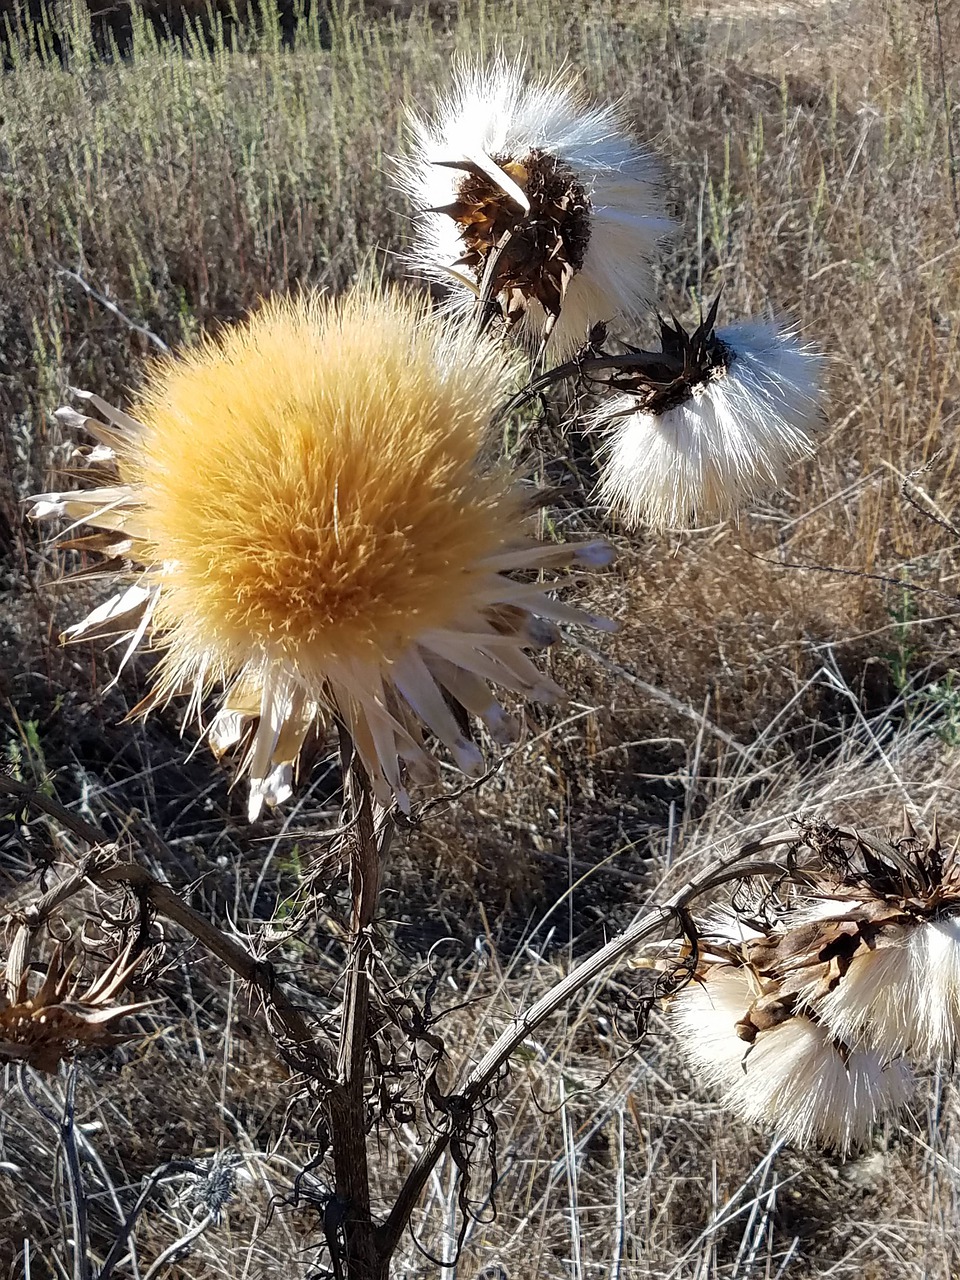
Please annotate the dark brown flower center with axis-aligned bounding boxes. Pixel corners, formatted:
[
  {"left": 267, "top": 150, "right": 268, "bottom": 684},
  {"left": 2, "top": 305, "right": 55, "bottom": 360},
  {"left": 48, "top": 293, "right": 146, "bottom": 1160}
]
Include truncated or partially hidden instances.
[
  {"left": 609, "top": 302, "right": 733, "bottom": 416},
  {"left": 448, "top": 149, "right": 592, "bottom": 329}
]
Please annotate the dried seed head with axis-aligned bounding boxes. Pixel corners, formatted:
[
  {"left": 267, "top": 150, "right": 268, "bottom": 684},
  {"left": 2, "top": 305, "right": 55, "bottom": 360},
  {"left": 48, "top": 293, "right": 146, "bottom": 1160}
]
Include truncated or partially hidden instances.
[
  {"left": 592, "top": 314, "right": 825, "bottom": 528},
  {"left": 436, "top": 149, "right": 592, "bottom": 333},
  {"left": 663, "top": 819, "right": 960, "bottom": 1156},
  {"left": 774, "top": 825, "right": 960, "bottom": 1059},
  {"left": 0, "top": 934, "right": 150, "bottom": 1073},
  {"left": 668, "top": 961, "right": 913, "bottom": 1154},
  {"left": 400, "top": 59, "right": 672, "bottom": 359}
]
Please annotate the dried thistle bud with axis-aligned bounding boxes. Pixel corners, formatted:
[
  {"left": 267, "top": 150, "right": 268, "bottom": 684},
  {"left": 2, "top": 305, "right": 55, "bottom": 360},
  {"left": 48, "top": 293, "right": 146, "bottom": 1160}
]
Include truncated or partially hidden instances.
[
  {"left": 400, "top": 58, "right": 672, "bottom": 359},
  {"left": 0, "top": 932, "right": 150, "bottom": 1073},
  {"left": 592, "top": 311, "right": 825, "bottom": 529}
]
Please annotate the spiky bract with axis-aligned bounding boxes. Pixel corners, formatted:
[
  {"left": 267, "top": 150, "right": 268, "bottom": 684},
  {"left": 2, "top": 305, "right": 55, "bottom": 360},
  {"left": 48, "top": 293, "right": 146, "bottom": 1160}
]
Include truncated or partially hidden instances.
[
  {"left": 400, "top": 58, "right": 671, "bottom": 359},
  {"left": 0, "top": 932, "right": 149, "bottom": 1073},
  {"left": 31, "top": 288, "right": 614, "bottom": 818},
  {"left": 594, "top": 318, "right": 824, "bottom": 528}
]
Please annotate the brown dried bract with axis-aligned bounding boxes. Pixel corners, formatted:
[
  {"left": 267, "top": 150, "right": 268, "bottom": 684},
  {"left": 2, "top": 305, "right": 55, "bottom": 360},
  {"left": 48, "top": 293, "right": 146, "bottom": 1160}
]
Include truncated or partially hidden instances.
[
  {"left": 0, "top": 928, "right": 151, "bottom": 1073},
  {"left": 440, "top": 149, "right": 591, "bottom": 332},
  {"left": 608, "top": 293, "right": 731, "bottom": 414}
]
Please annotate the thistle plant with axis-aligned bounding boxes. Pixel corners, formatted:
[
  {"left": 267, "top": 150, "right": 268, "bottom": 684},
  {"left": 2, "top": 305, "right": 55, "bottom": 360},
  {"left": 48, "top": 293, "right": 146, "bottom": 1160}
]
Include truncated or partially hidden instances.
[
  {"left": 31, "top": 288, "right": 612, "bottom": 820},
  {"left": 5, "top": 51, "right": 870, "bottom": 1280},
  {"left": 651, "top": 821, "right": 960, "bottom": 1153}
]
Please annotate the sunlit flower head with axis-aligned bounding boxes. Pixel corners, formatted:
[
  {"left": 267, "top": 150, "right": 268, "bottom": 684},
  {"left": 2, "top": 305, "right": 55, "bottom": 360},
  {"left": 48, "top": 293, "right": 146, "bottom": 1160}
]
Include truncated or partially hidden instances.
[
  {"left": 399, "top": 58, "right": 672, "bottom": 359},
  {"left": 593, "top": 311, "right": 825, "bottom": 528},
  {"left": 668, "top": 960, "right": 913, "bottom": 1154},
  {"left": 31, "top": 288, "right": 615, "bottom": 820}
]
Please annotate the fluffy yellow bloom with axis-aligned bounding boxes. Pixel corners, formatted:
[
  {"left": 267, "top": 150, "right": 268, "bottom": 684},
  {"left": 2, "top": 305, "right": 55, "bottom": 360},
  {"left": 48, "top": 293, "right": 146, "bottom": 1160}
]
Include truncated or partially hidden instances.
[{"left": 32, "top": 287, "right": 613, "bottom": 819}]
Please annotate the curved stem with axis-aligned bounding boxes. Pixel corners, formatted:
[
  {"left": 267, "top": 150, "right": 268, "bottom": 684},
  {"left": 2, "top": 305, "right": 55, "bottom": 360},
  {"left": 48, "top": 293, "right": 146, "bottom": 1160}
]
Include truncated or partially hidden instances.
[{"left": 377, "top": 840, "right": 794, "bottom": 1260}]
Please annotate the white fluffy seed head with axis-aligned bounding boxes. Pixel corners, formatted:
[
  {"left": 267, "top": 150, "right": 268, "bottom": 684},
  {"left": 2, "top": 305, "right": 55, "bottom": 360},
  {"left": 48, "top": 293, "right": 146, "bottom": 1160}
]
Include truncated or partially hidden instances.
[
  {"left": 669, "top": 965, "right": 760, "bottom": 1083},
  {"left": 813, "top": 916, "right": 960, "bottom": 1060},
  {"left": 669, "top": 966, "right": 913, "bottom": 1154},
  {"left": 595, "top": 320, "right": 825, "bottom": 529},
  {"left": 399, "top": 57, "right": 672, "bottom": 359}
]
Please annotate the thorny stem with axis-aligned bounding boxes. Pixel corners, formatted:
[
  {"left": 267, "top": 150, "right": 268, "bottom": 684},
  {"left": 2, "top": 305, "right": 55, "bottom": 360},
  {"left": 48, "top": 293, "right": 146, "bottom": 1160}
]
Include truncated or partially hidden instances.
[
  {"left": 376, "top": 839, "right": 796, "bottom": 1260},
  {"left": 1, "top": 772, "right": 799, "bottom": 1277},
  {"left": 0, "top": 774, "right": 325, "bottom": 1071},
  {"left": 326, "top": 726, "right": 394, "bottom": 1280}
]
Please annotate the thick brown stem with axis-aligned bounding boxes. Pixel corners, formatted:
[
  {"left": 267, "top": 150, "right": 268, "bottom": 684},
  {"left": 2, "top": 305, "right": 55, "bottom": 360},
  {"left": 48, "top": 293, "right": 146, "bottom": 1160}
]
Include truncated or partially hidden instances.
[{"left": 325, "top": 729, "right": 393, "bottom": 1279}]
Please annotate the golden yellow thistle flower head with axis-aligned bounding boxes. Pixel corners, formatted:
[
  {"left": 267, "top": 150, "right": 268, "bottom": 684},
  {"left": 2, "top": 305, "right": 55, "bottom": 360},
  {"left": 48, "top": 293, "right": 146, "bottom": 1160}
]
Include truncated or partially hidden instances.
[{"left": 31, "top": 287, "right": 615, "bottom": 819}]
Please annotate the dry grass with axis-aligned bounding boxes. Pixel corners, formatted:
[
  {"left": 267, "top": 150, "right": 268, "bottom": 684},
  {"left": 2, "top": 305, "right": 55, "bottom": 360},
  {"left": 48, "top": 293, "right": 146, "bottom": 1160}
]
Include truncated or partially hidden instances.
[{"left": 3, "top": 0, "right": 960, "bottom": 1275}]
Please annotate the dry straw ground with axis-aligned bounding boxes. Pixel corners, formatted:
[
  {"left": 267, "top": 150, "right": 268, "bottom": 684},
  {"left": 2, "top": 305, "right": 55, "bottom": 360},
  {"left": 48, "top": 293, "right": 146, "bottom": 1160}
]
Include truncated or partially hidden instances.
[{"left": 2, "top": 0, "right": 960, "bottom": 1275}]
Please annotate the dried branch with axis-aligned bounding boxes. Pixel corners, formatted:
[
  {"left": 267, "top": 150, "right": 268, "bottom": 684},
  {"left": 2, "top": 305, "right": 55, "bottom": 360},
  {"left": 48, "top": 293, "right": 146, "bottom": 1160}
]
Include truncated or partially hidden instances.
[
  {"left": 97, "top": 1161, "right": 199, "bottom": 1280},
  {"left": 61, "top": 1065, "right": 92, "bottom": 1280},
  {"left": 0, "top": 774, "right": 327, "bottom": 1072},
  {"left": 377, "top": 838, "right": 794, "bottom": 1258},
  {"left": 325, "top": 727, "right": 394, "bottom": 1280},
  {"left": 57, "top": 266, "right": 171, "bottom": 354},
  {"left": 140, "top": 1213, "right": 214, "bottom": 1280}
]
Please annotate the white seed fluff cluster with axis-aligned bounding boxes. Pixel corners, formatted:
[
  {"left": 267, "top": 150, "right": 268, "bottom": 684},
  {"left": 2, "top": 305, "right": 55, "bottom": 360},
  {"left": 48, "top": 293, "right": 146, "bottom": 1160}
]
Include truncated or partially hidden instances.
[
  {"left": 595, "top": 321, "right": 825, "bottom": 529},
  {"left": 669, "top": 966, "right": 914, "bottom": 1154},
  {"left": 791, "top": 902, "right": 960, "bottom": 1061},
  {"left": 399, "top": 62, "right": 828, "bottom": 531},
  {"left": 660, "top": 827, "right": 960, "bottom": 1152}
]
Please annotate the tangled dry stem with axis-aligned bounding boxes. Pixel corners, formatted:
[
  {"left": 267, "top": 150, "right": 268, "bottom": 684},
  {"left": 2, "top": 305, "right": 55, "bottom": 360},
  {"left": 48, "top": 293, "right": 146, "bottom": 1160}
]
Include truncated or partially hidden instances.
[{"left": 1, "top": 768, "right": 813, "bottom": 1277}]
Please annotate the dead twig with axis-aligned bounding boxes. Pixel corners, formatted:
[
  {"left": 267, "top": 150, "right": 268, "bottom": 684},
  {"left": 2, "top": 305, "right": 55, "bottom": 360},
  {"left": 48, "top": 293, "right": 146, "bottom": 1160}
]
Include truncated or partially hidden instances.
[
  {"left": 377, "top": 838, "right": 794, "bottom": 1259},
  {"left": 0, "top": 773, "right": 327, "bottom": 1073},
  {"left": 57, "top": 266, "right": 171, "bottom": 353}
]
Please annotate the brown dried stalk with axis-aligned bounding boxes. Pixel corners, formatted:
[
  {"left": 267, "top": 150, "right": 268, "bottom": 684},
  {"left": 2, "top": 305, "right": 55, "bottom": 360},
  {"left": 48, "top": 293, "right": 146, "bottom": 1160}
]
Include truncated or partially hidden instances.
[
  {"left": 376, "top": 840, "right": 793, "bottom": 1259},
  {"left": 0, "top": 773, "right": 326, "bottom": 1072},
  {"left": 325, "top": 726, "right": 394, "bottom": 1280}
]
